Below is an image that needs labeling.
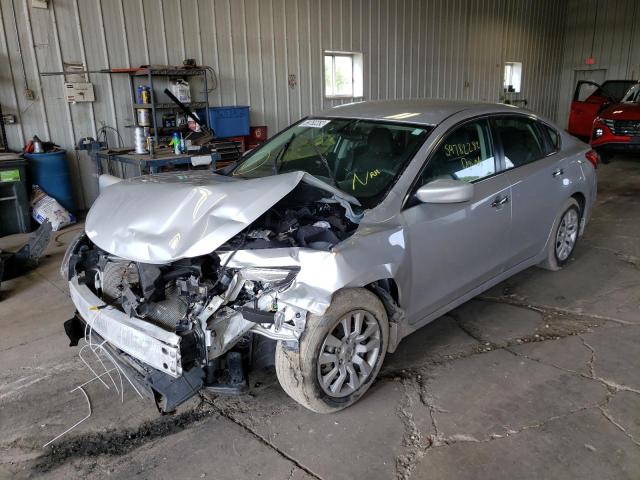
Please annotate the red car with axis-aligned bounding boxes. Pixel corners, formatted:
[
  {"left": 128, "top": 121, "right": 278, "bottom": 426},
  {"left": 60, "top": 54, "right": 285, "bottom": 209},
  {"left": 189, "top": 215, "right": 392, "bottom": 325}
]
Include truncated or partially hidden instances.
[
  {"left": 591, "top": 83, "right": 640, "bottom": 163},
  {"left": 568, "top": 80, "right": 639, "bottom": 163}
]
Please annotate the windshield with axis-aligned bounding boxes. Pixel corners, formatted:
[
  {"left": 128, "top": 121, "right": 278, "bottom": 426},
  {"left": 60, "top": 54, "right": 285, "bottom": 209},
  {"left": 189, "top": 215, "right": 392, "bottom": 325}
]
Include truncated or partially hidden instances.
[
  {"left": 622, "top": 83, "right": 640, "bottom": 103},
  {"left": 593, "top": 80, "right": 637, "bottom": 102},
  {"left": 232, "top": 117, "right": 431, "bottom": 207}
]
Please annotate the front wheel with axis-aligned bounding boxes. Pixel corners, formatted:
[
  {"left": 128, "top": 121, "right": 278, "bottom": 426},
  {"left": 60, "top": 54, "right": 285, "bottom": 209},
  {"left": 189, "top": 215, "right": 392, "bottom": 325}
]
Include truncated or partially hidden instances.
[
  {"left": 275, "top": 288, "right": 389, "bottom": 413},
  {"left": 539, "top": 198, "right": 581, "bottom": 271}
]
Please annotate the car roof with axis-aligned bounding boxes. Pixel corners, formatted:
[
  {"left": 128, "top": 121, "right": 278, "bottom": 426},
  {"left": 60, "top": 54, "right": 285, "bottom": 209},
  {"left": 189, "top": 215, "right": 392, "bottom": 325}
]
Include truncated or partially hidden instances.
[{"left": 318, "top": 99, "right": 520, "bottom": 126}]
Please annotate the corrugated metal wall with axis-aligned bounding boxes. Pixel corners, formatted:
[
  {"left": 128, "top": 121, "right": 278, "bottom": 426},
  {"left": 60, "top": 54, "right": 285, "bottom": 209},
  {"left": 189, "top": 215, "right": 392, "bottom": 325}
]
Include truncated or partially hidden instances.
[
  {"left": 0, "top": 0, "right": 567, "bottom": 209},
  {"left": 557, "top": 0, "right": 640, "bottom": 126}
]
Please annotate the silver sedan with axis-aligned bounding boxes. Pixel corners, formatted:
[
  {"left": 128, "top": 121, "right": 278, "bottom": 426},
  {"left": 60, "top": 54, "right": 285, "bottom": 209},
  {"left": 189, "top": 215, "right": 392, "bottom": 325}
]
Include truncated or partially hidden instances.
[{"left": 63, "top": 100, "right": 597, "bottom": 413}]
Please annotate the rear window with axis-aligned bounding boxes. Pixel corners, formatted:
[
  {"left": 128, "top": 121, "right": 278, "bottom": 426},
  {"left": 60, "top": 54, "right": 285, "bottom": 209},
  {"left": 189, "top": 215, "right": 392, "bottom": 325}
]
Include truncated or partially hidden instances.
[
  {"left": 495, "top": 117, "right": 547, "bottom": 168},
  {"left": 540, "top": 124, "right": 561, "bottom": 153}
]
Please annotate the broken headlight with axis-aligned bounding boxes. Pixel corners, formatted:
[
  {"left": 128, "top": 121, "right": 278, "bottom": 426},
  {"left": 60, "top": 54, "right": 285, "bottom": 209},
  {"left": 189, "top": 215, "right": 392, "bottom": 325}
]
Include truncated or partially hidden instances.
[
  {"left": 239, "top": 266, "right": 299, "bottom": 289},
  {"left": 60, "top": 232, "right": 85, "bottom": 280}
]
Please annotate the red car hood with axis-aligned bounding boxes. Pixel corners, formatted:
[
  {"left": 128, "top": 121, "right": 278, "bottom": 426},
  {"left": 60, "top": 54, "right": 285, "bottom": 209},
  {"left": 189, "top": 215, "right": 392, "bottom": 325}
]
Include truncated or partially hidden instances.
[{"left": 599, "top": 103, "right": 640, "bottom": 121}]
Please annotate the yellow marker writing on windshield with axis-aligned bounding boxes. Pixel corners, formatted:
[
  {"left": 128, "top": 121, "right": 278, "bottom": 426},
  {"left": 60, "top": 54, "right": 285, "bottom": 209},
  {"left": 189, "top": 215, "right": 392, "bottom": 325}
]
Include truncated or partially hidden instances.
[{"left": 352, "top": 169, "right": 381, "bottom": 190}]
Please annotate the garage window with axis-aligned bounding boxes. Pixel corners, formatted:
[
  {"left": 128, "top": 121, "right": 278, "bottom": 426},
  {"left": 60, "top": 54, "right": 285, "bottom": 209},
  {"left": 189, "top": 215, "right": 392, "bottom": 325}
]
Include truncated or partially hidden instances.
[
  {"left": 504, "top": 62, "right": 522, "bottom": 93},
  {"left": 324, "top": 51, "right": 363, "bottom": 99}
]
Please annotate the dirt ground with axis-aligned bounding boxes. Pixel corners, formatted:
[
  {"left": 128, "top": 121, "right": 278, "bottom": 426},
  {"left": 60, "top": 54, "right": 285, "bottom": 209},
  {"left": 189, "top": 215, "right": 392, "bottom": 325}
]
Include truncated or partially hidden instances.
[{"left": 1, "top": 156, "right": 638, "bottom": 480}]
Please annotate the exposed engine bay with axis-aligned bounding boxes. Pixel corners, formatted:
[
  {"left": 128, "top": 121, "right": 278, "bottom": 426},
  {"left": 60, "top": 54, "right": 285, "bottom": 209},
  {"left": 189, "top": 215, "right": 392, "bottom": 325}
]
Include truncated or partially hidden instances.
[
  {"left": 63, "top": 183, "right": 361, "bottom": 412},
  {"left": 222, "top": 183, "right": 361, "bottom": 251}
]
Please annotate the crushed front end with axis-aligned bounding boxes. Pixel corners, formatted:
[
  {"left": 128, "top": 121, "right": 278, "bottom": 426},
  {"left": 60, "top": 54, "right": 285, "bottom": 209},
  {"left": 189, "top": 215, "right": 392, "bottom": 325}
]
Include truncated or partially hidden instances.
[
  {"left": 63, "top": 234, "right": 311, "bottom": 412},
  {"left": 62, "top": 181, "right": 361, "bottom": 412}
]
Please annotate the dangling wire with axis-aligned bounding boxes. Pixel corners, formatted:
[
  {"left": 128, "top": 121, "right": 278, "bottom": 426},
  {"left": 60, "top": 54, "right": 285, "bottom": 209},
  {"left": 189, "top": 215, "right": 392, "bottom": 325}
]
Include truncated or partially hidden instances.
[
  {"left": 204, "top": 66, "right": 219, "bottom": 93},
  {"left": 42, "top": 309, "right": 144, "bottom": 448}
]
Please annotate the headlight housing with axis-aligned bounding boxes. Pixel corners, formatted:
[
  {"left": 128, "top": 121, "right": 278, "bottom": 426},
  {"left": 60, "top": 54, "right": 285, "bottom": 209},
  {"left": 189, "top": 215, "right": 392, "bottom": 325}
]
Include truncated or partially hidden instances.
[
  {"left": 239, "top": 266, "right": 299, "bottom": 290},
  {"left": 60, "top": 232, "right": 85, "bottom": 280}
]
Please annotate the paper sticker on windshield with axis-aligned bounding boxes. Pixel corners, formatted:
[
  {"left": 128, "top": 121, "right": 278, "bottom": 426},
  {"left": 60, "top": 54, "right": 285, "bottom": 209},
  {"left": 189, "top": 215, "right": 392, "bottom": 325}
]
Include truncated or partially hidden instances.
[
  {"left": 300, "top": 119, "right": 331, "bottom": 128},
  {"left": 411, "top": 128, "right": 423, "bottom": 135}
]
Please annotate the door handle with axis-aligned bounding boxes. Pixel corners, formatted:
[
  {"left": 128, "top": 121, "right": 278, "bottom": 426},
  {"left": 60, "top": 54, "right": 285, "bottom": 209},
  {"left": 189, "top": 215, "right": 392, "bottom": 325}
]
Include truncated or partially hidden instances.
[
  {"left": 491, "top": 196, "right": 509, "bottom": 208},
  {"left": 552, "top": 168, "right": 564, "bottom": 177}
]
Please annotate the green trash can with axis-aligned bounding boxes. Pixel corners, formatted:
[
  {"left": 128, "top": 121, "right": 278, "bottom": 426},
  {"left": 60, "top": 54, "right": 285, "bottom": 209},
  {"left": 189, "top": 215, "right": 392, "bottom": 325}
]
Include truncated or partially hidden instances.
[{"left": 0, "top": 154, "right": 30, "bottom": 236}]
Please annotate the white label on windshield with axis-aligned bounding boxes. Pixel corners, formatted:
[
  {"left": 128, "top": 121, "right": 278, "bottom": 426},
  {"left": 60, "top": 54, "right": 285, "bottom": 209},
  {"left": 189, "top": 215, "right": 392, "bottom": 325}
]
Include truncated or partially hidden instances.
[
  {"left": 300, "top": 119, "right": 331, "bottom": 128},
  {"left": 411, "top": 128, "right": 423, "bottom": 135}
]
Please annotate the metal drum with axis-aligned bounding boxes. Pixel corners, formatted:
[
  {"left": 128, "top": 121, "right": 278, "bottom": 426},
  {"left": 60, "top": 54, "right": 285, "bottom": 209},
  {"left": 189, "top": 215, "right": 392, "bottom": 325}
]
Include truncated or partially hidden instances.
[{"left": 24, "top": 150, "right": 75, "bottom": 213}]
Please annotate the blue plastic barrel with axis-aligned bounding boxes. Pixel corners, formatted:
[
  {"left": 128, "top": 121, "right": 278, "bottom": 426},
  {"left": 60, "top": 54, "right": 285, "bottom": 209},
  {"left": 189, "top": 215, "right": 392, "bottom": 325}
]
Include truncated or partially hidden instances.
[{"left": 24, "top": 150, "right": 75, "bottom": 213}]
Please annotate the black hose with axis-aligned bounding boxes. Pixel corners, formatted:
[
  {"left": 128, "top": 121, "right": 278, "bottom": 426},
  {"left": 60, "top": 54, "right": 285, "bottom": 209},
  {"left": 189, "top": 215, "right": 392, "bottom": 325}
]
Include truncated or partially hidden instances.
[{"left": 162, "top": 267, "right": 200, "bottom": 282}]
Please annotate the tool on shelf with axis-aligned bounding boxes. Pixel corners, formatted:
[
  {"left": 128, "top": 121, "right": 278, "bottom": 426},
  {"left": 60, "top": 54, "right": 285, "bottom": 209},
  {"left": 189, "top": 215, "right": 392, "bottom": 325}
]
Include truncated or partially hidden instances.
[{"left": 164, "top": 88, "right": 214, "bottom": 144}]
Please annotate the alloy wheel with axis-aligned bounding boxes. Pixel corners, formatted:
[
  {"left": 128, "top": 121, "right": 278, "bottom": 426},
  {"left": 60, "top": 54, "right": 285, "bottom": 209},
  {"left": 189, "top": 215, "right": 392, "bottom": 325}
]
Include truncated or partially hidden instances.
[
  {"left": 555, "top": 208, "right": 579, "bottom": 261},
  {"left": 317, "top": 310, "right": 382, "bottom": 398}
]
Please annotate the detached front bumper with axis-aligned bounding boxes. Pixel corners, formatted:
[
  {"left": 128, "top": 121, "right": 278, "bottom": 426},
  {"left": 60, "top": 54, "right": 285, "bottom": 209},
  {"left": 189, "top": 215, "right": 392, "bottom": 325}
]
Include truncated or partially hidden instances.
[
  {"left": 69, "top": 278, "right": 183, "bottom": 377},
  {"left": 64, "top": 315, "right": 204, "bottom": 412},
  {"left": 66, "top": 278, "right": 205, "bottom": 412}
]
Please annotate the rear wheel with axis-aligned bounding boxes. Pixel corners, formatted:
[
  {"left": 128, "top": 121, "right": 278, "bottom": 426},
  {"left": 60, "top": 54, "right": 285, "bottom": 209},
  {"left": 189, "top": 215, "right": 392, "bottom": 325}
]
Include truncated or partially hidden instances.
[
  {"left": 598, "top": 150, "right": 612, "bottom": 164},
  {"left": 539, "top": 198, "right": 581, "bottom": 271},
  {"left": 275, "top": 288, "right": 388, "bottom": 413}
]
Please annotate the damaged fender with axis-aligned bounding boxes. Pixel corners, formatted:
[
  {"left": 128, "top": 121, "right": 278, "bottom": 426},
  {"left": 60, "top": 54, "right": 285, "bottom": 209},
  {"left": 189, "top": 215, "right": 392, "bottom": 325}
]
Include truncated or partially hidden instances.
[{"left": 220, "top": 225, "right": 407, "bottom": 316}]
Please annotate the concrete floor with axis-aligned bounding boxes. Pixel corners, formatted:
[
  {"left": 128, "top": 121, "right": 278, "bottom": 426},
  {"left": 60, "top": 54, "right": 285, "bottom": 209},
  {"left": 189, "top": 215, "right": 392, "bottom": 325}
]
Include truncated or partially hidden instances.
[{"left": 1, "top": 157, "right": 639, "bottom": 480}]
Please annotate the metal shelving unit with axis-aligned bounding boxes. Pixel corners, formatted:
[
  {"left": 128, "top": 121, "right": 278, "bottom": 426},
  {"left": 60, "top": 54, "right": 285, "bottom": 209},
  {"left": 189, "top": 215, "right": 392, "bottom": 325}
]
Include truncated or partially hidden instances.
[{"left": 129, "top": 67, "right": 210, "bottom": 145}]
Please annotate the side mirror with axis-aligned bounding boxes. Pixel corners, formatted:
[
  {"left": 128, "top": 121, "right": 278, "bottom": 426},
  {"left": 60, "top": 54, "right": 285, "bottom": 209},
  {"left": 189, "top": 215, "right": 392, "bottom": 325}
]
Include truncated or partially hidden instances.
[{"left": 415, "top": 179, "right": 474, "bottom": 204}]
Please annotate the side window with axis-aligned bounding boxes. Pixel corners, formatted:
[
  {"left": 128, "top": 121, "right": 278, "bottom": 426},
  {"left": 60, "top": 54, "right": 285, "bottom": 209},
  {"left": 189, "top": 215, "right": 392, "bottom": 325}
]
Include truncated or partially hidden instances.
[
  {"left": 495, "top": 117, "right": 547, "bottom": 169},
  {"left": 540, "top": 124, "right": 560, "bottom": 153},
  {"left": 418, "top": 120, "right": 495, "bottom": 186}
]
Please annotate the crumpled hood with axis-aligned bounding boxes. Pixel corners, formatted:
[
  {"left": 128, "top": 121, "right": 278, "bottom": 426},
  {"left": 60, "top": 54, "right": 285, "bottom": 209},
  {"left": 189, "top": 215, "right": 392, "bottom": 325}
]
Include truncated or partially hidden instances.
[{"left": 85, "top": 171, "right": 359, "bottom": 264}]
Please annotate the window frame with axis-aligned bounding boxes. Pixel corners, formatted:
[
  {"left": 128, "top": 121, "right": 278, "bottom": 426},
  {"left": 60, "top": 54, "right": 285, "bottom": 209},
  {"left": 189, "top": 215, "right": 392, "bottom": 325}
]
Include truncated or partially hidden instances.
[
  {"left": 323, "top": 50, "right": 363, "bottom": 99},
  {"left": 403, "top": 115, "right": 502, "bottom": 210},
  {"left": 538, "top": 123, "right": 562, "bottom": 155},
  {"left": 401, "top": 112, "right": 566, "bottom": 211},
  {"left": 491, "top": 114, "right": 560, "bottom": 171}
]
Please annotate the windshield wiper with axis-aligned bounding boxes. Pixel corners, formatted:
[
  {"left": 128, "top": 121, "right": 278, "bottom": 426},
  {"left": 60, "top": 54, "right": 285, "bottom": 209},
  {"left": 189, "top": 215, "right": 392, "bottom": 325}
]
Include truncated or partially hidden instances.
[
  {"left": 300, "top": 138, "right": 338, "bottom": 188},
  {"left": 272, "top": 133, "right": 296, "bottom": 175}
]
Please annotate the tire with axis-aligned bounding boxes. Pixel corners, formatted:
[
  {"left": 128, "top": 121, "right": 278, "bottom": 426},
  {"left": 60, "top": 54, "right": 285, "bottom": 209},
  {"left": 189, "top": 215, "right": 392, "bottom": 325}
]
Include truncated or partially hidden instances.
[
  {"left": 539, "top": 198, "right": 581, "bottom": 271},
  {"left": 598, "top": 151, "right": 612, "bottom": 164},
  {"left": 275, "top": 288, "right": 389, "bottom": 413}
]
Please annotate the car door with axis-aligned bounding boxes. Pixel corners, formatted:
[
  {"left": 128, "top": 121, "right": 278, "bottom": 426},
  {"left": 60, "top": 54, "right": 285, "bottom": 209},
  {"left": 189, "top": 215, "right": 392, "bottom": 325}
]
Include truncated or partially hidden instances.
[
  {"left": 568, "top": 81, "right": 608, "bottom": 138},
  {"left": 399, "top": 118, "right": 512, "bottom": 323},
  {"left": 568, "top": 80, "right": 637, "bottom": 138},
  {"left": 494, "top": 115, "right": 568, "bottom": 268}
]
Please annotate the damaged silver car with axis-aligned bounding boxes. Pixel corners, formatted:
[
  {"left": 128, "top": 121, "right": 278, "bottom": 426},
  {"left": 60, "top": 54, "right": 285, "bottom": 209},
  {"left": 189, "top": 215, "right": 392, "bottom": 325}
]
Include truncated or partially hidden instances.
[{"left": 62, "top": 100, "right": 597, "bottom": 413}]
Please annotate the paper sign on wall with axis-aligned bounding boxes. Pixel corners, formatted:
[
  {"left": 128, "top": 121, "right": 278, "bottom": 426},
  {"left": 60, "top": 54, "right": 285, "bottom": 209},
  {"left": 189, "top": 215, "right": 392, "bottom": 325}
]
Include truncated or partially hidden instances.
[{"left": 65, "top": 83, "right": 95, "bottom": 103}]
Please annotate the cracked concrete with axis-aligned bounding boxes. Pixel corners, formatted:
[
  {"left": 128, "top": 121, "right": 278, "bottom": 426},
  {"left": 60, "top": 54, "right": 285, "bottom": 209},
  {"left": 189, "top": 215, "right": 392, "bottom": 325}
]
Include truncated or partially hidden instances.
[{"left": 1, "top": 157, "right": 639, "bottom": 479}]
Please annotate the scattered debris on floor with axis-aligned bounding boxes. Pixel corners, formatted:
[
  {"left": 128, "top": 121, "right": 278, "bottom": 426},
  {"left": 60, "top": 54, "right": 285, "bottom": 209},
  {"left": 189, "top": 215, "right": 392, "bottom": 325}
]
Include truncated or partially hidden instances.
[{"left": 0, "top": 220, "right": 52, "bottom": 292}]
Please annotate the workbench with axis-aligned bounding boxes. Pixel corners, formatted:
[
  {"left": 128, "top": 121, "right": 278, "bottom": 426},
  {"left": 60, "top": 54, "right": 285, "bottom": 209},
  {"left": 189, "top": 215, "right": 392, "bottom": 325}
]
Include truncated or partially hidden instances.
[{"left": 93, "top": 148, "right": 221, "bottom": 177}]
